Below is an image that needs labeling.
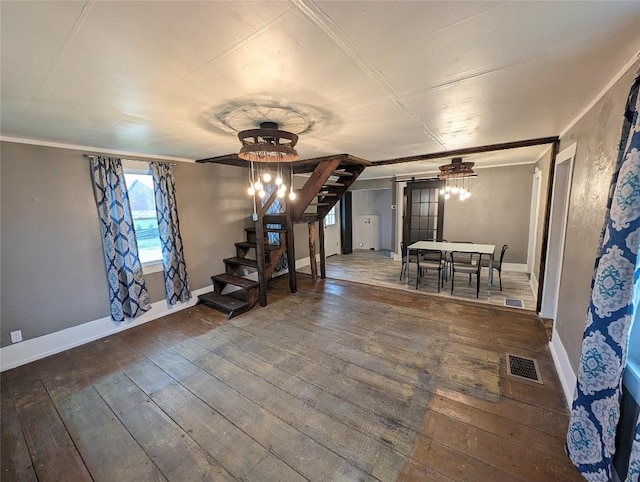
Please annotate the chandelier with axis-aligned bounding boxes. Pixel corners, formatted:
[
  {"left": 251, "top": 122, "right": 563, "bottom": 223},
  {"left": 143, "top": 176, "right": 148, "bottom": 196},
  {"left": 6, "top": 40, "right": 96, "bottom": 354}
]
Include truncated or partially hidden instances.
[
  {"left": 438, "top": 157, "right": 475, "bottom": 201},
  {"left": 239, "top": 122, "right": 299, "bottom": 200}
]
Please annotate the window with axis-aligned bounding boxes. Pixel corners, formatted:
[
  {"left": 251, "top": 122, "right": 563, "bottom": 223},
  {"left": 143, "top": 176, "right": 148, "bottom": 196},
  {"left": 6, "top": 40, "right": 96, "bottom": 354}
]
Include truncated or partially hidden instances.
[
  {"left": 326, "top": 206, "right": 336, "bottom": 226},
  {"left": 124, "top": 171, "right": 162, "bottom": 265}
]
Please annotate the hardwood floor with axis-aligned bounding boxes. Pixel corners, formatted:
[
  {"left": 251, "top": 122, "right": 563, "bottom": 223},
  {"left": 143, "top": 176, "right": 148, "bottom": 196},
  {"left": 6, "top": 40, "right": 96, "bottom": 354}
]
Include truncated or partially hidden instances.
[
  {"left": 1, "top": 275, "right": 580, "bottom": 481},
  {"left": 299, "top": 250, "right": 537, "bottom": 311}
]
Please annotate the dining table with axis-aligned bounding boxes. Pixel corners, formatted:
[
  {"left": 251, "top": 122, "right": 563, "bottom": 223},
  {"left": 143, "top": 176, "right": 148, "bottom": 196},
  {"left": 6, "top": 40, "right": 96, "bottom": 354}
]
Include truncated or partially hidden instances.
[{"left": 405, "top": 241, "right": 496, "bottom": 296}]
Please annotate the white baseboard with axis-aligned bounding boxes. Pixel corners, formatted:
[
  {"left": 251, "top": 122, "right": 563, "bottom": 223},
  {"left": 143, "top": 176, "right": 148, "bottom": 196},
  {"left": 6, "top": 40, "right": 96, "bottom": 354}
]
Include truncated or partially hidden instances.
[
  {"left": 296, "top": 254, "right": 321, "bottom": 269},
  {"left": 502, "top": 262, "right": 527, "bottom": 272},
  {"left": 549, "top": 325, "right": 577, "bottom": 408},
  {"left": 0, "top": 286, "right": 211, "bottom": 372}
]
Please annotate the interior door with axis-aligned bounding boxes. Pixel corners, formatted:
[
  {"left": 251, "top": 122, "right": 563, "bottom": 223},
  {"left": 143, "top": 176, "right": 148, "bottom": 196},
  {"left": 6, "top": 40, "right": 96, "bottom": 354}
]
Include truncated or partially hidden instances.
[
  {"left": 324, "top": 204, "right": 341, "bottom": 256},
  {"left": 403, "top": 180, "right": 445, "bottom": 244}
]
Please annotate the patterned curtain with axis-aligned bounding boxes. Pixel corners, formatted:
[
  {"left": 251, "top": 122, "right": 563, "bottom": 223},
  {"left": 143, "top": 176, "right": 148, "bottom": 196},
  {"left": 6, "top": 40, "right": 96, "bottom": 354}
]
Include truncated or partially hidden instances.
[
  {"left": 566, "top": 71, "right": 640, "bottom": 481},
  {"left": 150, "top": 162, "right": 191, "bottom": 304},
  {"left": 90, "top": 156, "right": 151, "bottom": 321}
]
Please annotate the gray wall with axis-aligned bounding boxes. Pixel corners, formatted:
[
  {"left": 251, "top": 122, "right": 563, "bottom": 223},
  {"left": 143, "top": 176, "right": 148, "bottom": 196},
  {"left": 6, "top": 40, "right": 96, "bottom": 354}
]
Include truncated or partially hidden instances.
[
  {"left": 0, "top": 141, "right": 252, "bottom": 347},
  {"left": 555, "top": 61, "right": 640, "bottom": 369},
  {"left": 351, "top": 188, "right": 393, "bottom": 251},
  {"left": 443, "top": 164, "right": 534, "bottom": 264}
]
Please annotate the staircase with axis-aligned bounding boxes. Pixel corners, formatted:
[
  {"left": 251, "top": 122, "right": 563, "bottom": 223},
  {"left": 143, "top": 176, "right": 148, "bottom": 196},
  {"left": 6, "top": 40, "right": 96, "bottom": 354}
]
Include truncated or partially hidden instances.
[
  {"left": 197, "top": 153, "right": 369, "bottom": 318},
  {"left": 197, "top": 228, "right": 287, "bottom": 319}
]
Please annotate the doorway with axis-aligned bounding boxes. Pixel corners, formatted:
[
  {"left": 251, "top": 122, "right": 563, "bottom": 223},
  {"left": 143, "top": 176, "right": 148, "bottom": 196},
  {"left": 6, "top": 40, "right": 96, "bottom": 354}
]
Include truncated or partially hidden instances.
[
  {"left": 403, "top": 180, "right": 445, "bottom": 244},
  {"left": 527, "top": 170, "right": 542, "bottom": 278},
  {"left": 540, "top": 143, "right": 576, "bottom": 319}
]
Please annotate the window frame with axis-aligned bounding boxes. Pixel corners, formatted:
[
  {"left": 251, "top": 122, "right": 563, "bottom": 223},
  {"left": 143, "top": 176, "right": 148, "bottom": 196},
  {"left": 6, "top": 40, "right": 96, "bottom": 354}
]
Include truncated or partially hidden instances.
[
  {"left": 123, "top": 163, "right": 163, "bottom": 275},
  {"left": 325, "top": 206, "right": 337, "bottom": 226}
]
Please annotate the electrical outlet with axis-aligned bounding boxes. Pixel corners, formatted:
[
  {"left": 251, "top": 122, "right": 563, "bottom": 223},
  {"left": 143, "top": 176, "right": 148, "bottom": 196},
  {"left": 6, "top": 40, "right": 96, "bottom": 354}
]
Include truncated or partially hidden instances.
[{"left": 10, "top": 330, "right": 22, "bottom": 343}]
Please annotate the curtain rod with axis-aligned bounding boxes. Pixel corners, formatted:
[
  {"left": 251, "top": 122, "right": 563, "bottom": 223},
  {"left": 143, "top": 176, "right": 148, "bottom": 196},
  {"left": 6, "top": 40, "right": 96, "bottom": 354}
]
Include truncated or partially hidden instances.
[{"left": 83, "top": 154, "right": 176, "bottom": 166}]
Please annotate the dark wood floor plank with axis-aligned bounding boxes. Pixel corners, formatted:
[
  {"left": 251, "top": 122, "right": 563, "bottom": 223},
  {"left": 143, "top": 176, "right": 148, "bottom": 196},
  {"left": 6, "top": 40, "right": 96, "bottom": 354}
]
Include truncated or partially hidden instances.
[
  {"left": 192, "top": 332, "right": 421, "bottom": 455},
  {"left": 143, "top": 348, "right": 375, "bottom": 482},
  {"left": 96, "top": 372, "right": 236, "bottom": 481},
  {"left": 92, "top": 339, "right": 292, "bottom": 481},
  {"left": 6, "top": 364, "right": 92, "bottom": 482},
  {"left": 34, "top": 353, "right": 167, "bottom": 482},
  {"left": 419, "top": 410, "right": 583, "bottom": 481},
  {"left": 1, "top": 373, "right": 37, "bottom": 481},
  {"left": 189, "top": 345, "right": 407, "bottom": 480},
  {"left": 1, "top": 275, "right": 580, "bottom": 482}
]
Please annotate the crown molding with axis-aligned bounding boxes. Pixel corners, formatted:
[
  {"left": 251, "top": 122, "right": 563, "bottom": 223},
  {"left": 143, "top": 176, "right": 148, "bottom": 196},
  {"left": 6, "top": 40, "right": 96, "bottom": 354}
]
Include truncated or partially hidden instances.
[
  {"left": 0, "top": 136, "right": 195, "bottom": 163},
  {"left": 560, "top": 49, "right": 640, "bottom": 139}
]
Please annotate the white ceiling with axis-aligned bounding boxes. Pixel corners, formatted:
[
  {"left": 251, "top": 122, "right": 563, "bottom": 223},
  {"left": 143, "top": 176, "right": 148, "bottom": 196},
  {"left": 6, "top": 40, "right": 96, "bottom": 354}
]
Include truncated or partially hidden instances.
[{"left": 2, "top": 1, "right": 640, "bottom": 174}]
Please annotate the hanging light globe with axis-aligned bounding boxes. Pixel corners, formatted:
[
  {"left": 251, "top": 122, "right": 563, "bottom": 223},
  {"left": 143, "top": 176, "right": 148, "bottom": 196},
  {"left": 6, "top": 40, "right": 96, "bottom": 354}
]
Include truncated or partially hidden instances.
[
  {"left": 247, "top": 185, "right": 255, "bottom": 196},
  {"left": 263, "top": 172, "right": 272, "bottom": 183},
  {"left": 258, "top": 190, "right": 266, "bottom": 199},
  {"left": 444, "top": 192, "right": 451, "bottom": 200},
  {"left": 439, "top": 188, "right": 445, "bottom": 195},
  {"left": 289, "top": 189, "right": 297, "bottom": 200},
  {"left": 275, "top": 176, "right": 283, "bottom": 186},
  {"left": 254, "top": 181, "right": 263, "bottom": 191}
]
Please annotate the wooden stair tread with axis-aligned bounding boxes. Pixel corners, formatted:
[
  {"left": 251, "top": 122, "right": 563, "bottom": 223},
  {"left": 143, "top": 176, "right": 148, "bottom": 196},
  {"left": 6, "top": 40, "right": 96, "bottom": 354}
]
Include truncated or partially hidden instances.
[
  {"left": 332, "top": 170, "right": 354, "bottom": 176},
  {"left": 224, "top": 257, "right": 270, "bottom": 269},
  {"left": 198, "top": 291, "right": 249, "bottom": 312},
  {"left": 318, "top": 192, "right": 338, "bottom": 197},
  {"left": 212, "top": 273, "right": 259, "bottom": 290},
  {"left": 308, "top": 202, "right": 331, "bottom": 207},
  {"left": 245, "top": 226, "right": 288, "bottom": 233},
  {"left": 323, "top": 181, "right": 345, "bottom": 187},
  {"left": 263, "top": 214, "right": 287, "bottom": 223},
  {"left": 298, "top": 213, "right": 319, "bottom": 223},
  {"left": 235, "top": 241, "right": 281, "bottom": 251}
]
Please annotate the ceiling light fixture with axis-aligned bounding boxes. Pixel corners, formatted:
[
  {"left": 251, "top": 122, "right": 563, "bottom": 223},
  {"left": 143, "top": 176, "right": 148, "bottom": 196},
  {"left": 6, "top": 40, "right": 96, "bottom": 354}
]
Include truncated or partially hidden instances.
[
  {"left": 239, "top": 122, "right": 299, "bottom": 202},
  {"left": 438, "top": 157, "right": 476, "bottom": 201}
]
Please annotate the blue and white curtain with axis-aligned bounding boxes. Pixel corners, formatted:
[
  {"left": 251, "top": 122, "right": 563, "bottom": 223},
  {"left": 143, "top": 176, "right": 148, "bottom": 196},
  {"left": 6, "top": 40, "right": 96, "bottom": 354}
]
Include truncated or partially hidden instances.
[
  {"left": 150, "top": 162, "right": 191, "bottom": 304},
  {"left": 264, "top": 183, "right": 288, "bottom": 272},
  {"left": 90, "top": 156, "right": 151, "bottom": 321},
  {"left": 566, "top": 71, "right": 640, "bottom": 481}
]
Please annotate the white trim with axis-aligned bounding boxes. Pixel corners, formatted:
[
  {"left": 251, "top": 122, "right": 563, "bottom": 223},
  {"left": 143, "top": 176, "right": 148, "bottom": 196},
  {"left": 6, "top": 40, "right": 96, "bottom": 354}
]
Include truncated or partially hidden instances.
[
  {"left": 141, "top": 262, "right": 163, "bottom": 275},
  {"left": 502, "top": 263, "right": 527, "bottom": 272},
  {"left": 624, "top": 360, "right": 640, "bottom": 406},
  {"left": 0, "top": 286, "right": 211, "bottom": 372},
  {"left": 0, "top": 136, "right": 195, "bottom": 163},
  {"left": 530, "top": 272, "right": 539, "bottom": 300},
  {"left": 295, "top": 254, "right": 321, "bottom": 269},
  {"left": 540, "top": 142, "right": 576, "bottom": 320},
  {"left": 527, "top": 170, "right": 542, "bottom": 274},
  {"left": 548, "top": 326, "right": 577, "bottom": 408},
  {"left": 560, "top": 50, "right": 640, "bottom": 138}
]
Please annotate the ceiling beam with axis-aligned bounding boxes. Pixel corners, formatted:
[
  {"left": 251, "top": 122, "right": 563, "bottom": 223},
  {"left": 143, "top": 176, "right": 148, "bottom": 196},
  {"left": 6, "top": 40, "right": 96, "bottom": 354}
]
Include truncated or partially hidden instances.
[
  {"left": 196, "top": 152, "right": 371, "bottom": 174},
  {"left": 372, "top": 136, "right": 559, "bottom": 166}
]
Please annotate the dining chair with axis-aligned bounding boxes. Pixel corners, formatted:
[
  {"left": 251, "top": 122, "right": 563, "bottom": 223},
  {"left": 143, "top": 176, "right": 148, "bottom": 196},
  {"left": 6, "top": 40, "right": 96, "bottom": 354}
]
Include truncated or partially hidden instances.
[
  {"left": 418, "top": 249, "right": 445, "bottom": 292},
  {"left": 450, "top": 250, "right": 481, "bottom": 298},
  {"left": 399, "top": 241, "right": 422, "bottom": 288},
  {"left": 447, "top": 240, "right": 473, "bottom": 280},
  {"left": 480, "top": 244, "right": 508, "bottom": 291}
]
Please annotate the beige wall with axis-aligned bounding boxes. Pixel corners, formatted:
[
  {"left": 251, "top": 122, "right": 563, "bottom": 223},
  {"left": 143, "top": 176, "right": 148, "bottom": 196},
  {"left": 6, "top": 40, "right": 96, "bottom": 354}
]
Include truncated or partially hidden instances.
[
  {"left": 443, "top": 164, "right": 534, "bottom": 264},
  {"left": 0, "top": 141, "right": 252, "bottom": 347},
  {"left": 554, "top": 62, "right": 640, "bottom": 370}
]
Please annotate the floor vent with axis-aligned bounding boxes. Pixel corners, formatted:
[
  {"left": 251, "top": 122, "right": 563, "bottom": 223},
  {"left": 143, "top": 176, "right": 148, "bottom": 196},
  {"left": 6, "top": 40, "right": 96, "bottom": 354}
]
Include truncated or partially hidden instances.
[
  {"left": 504, "top": 298, "right": 524, "bottom": 308},
  {"left": 507, "top": 354, "right": 543, "bottom": 384}
]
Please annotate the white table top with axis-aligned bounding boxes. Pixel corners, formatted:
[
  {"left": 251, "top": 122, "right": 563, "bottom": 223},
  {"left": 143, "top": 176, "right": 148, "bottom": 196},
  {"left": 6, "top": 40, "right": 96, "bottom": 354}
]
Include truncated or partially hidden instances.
[{"left": 408, "top": 241, "right": 495, "bottom": 256}]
